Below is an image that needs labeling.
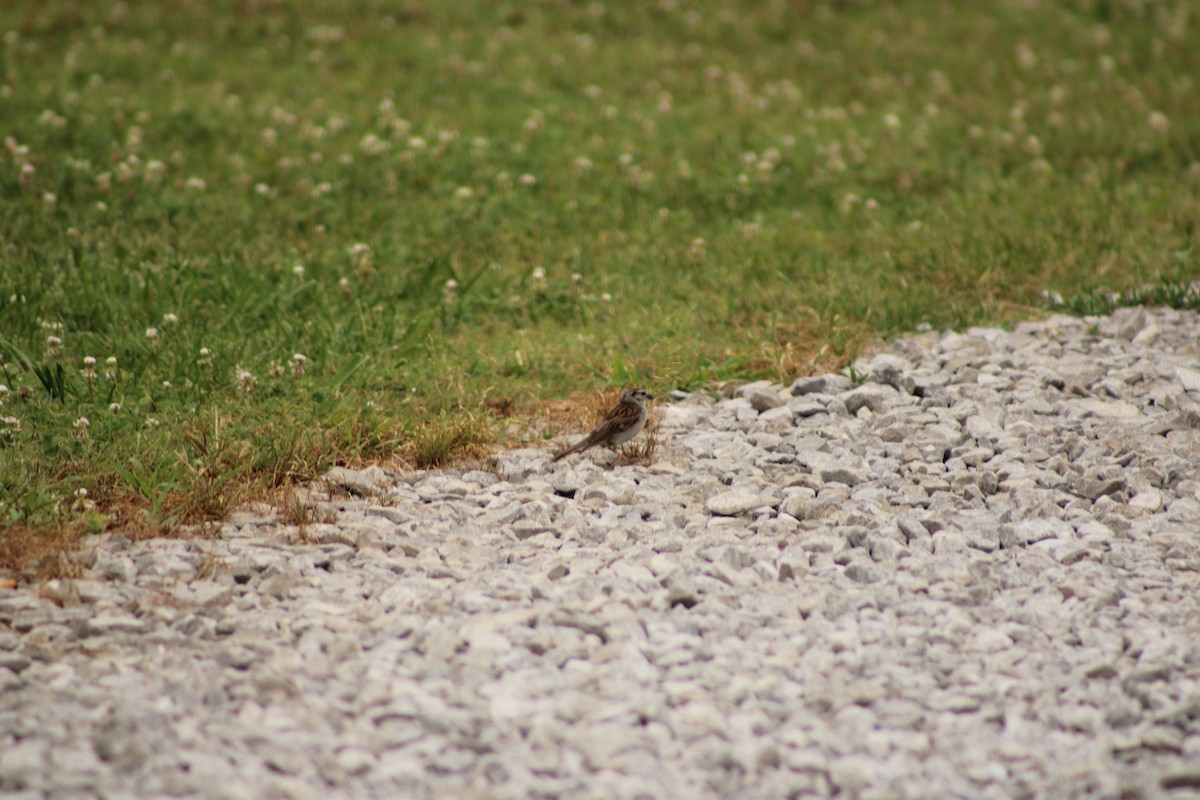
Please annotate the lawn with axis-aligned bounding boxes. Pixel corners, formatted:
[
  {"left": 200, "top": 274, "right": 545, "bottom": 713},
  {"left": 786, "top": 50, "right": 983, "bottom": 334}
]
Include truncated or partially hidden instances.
[{"left": 1, "top": 0, "right": 1198, "bottom": 569}]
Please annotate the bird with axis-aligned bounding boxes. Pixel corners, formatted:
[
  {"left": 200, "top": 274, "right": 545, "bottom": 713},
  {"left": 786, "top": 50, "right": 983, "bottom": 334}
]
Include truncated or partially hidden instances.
[{"left": 551, "top": 388, "right": 654, "bottom": 462}]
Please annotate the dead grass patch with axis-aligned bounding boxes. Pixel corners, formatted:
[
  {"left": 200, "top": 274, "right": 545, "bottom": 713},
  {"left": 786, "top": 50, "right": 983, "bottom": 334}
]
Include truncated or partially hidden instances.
[{"left": 0, "top": 523, "right": 87, "bottom": 583}]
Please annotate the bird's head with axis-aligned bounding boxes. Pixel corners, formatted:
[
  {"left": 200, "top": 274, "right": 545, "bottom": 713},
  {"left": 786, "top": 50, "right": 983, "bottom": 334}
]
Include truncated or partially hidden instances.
[{"left": 622, "top": 388, "right": 654, "bottom": 405}]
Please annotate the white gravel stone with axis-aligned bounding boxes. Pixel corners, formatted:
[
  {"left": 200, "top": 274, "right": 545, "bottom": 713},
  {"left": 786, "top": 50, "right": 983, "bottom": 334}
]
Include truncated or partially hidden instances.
[{"left": 705, "top": 490, "right": 767, "bottom": 516}]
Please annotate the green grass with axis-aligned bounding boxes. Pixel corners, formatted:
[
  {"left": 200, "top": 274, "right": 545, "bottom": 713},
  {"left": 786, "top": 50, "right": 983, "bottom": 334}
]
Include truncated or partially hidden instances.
[{"left": 1, "top": 0, "right": 1198, "bottom": 560}]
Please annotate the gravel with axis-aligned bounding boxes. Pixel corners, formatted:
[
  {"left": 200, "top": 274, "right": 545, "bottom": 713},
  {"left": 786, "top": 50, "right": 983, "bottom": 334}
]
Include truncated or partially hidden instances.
[{"left": 3, "top": 305, "right": 1200, "bottom": 799}]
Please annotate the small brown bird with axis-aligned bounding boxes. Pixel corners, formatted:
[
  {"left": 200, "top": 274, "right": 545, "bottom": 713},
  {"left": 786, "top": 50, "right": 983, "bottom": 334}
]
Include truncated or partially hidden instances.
[{"left": 551, "top": 388, "right": 654, "bottom": 462}]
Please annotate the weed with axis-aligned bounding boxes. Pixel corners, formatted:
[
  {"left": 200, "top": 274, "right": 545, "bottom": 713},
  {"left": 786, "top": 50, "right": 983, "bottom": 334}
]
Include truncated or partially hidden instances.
[
  {"left": 407, "top": 411, "right": 494, "bottom": 469},
  {"left": 621, "top": 410, "right": 662, "bottom": 466},
  {"left": 1055, "top": 282, "right": 1200, "bottom": 317},
  {"left": 845, "top": 366, "right": 869, "bottom": 388}
]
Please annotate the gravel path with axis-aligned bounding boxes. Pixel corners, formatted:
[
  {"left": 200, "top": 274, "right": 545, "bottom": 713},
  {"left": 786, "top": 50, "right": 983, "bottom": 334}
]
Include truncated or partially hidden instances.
[{"left": 3, "top": 306, "right": 1200, "bottom": 799}]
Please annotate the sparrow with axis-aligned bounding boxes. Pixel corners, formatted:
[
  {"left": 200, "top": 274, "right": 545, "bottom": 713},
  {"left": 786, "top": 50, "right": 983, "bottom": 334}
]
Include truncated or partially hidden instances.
[{"left": 551, "top": 388, "right": 654, "bottom": 462}]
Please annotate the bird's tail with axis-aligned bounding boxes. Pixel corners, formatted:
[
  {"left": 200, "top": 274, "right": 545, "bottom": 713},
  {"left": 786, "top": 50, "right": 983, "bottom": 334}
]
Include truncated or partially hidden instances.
[{"left": 551, "top": 438, "right": 586, "bottom": 462}]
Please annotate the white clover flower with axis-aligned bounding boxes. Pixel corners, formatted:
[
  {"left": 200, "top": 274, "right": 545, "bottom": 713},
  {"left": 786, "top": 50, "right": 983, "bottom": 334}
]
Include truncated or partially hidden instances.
[
  {"left": 109, "top": 402, "right": 121, "bottom": 413},
  {"left": 1148, "top": 111, "right": 1170, "bottom": 135},
  {"left": 144, "top": 160, "right": 166, "bottom": 183},
  {"left": 38, "top": 109, "right": 68, "bottom": 129},
  {"left": 1, "top": 416, "right": 22, "bottom": 437},
  {"left": 235, "top": 366, "right": 256, "bottom": 393},
  {"left": 43, "top": 193, "right": 57, "bottom": 206},
  {"left": 359, "top": 133, "right": 389, "bottom": 154},
  {"left": 162, "top": 313, "right": 179, "bottom": 325},
  {"left": 145, "top": 327, "right": 158, "bottom": 339},
  {"left": 454, "top": 186, "right": 474, "bottom": 199},
  {"left": 293, "top": 264, "right": 305, "bottom": 278},
  {"left": 74, "top": 416, "right": 89, "bottom": 428},
  {"left": 185, "top": 176, "right": 206, "bottom": 191},
  {"left": 1016, "top": 43, "right": 1037, "bottom": 70},
  {"left": 574, "top": 157, "right": 593, "bottom": 172},
  {"left": 519, "top": 173, "right": 537, "bottom": 186}
]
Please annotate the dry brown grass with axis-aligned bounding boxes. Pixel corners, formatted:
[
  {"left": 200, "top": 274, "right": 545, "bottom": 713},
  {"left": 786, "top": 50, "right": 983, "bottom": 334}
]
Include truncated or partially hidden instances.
[
  {"left": 769, "top": 317, "right": 870, "bottom": 381},
  {"left": 0, "top": 523, "right": 88, "bottom": 583}
]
